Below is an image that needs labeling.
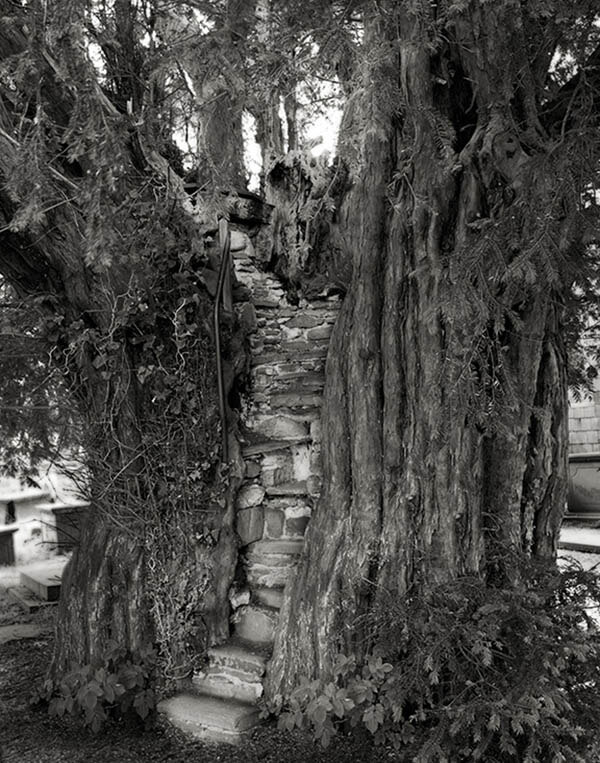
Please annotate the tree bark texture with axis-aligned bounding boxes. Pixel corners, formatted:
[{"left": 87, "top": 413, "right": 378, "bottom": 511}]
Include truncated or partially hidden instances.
[
  {"left": 267, "top": 1, "right": 582, "bottom": 698},
  {"left": 0, "top": 1, "right": 243, "bottom": 681}
]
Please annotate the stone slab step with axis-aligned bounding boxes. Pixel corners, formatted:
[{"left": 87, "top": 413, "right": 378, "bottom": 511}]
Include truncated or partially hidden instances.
[
  {"left": 252, "top": 379, "right": 326, "bottom": 395},
  {"left": 268, "top": 394, "right": 323, "bottom": 409},
  {"left": 7, "top": 585, "right": 58, "bottom": 613},
  {"left": 253, "top": 587, "right": 284, "bottom": 609},
  {"left": 245, "top": 540, "right": 304, "bottom": 588},
  {"left": 157, "top": 693, "right": 259, "bottom": 745},
  {"left": 207, "top": 643, "right": 268, "bottom": 676},
  {"left": 241, "top": 438, "right": 310, "bottom": 457},
  {"left": 250, "top": 350, "right": 328, "bottom": 366},
  {"left": 234, "top": 604, "right": 279, "bottom": 644},
  {"left": 245, "top": 554, "right": 302, "bottom": 589},
  {"left": 192, "top": 664, "right": 263, "bottom": 704},
  {"left": 265, "top": 481, "right": 308, "bottom": 497},
  {"left": 247, "top": 539, "right": 304, "bottom": 556},
  {"left": 245, "top": 414, "right": 310, "bottom": 441}
]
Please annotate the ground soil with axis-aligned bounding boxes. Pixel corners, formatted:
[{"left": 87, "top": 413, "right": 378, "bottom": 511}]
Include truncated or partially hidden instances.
[{"left": 0, "top": 584, "right": 400, "bottom": 763}]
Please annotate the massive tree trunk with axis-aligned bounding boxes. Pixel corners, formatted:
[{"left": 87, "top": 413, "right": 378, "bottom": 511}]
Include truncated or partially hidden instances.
[
  {"left": 0, "top": 0, "right": 244, "bottom": 682},
  {"left": 267, "top": 2, "right": 584, "bottom": 697}
]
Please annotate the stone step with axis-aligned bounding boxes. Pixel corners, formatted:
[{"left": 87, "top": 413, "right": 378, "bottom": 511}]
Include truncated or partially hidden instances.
[
  {"left": 241, "top": 438, "right": 310, "bottom": 458},
  {"left": 207, "top": 642, "right": 269, "bottom": 676},
  {"left": 249, "top": 407, "right": 321, "bottom": 424},
  {"left": 279, "top": 312, "right": 339, "bottom": 329},
  {"left": 245, "top": 414, "right": 310, "bottom": 441},
  {"left": 248, "top": 539, "right": 305, "bottom": 555},
  {"left": 192, "top": 663, "right": 263, "bottom": 704},
  {"left": 253, "top": 587, "right": 284, "bottom": 609},
  {"left": 234, "top": 604, "right": 279, "bottom": 644},
  {"left": 265, "top": 481, "right": 308, "bottom": 497},
  {"left": 157, "top": 693, "right": 260, "bottom": 745},
  {"left": 250, "top": 349, "right": 328, "bottom": 366},
  {"left": 251, "top": 378, "right": 326, "bottom": 395},
  {"left": 245, "top": 540, "right": 304, "bottom": 589},
  {"left": 268, "top": 394, "right": 323, "bottom": 409}
]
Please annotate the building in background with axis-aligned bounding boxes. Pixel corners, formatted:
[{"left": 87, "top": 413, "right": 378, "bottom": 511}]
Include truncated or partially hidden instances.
[{"left": 568, "top": 383, "right": 600, "bottom": 516}]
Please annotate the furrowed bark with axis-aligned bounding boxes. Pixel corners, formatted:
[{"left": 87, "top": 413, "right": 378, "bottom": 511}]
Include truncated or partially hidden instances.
[
  {"left": 0, "top": 1, "right": 241, "bottom": 680},
  {"left": 267, "top": 0, "right": 576, "bottom": 698}
]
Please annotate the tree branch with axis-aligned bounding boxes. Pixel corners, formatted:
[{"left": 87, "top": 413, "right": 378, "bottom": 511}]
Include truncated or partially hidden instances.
[{"left": 541, "top": 42, "right": 600, "bottom": 132}]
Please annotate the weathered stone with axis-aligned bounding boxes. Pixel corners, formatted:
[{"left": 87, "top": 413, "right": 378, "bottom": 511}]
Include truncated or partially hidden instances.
[
  {"left": 253, "top": 587, "right": 284, "bottom": 609},
  {"left": 307, "top": 476, "right": 322, "bottom": 496},
  {"left": 245, "top": 461, "right": 261, "bottom": 479},
  {"left": 228, "top": 586, "right": 251, "bottom": 609},
  {"left": 0, "top": 622, "right": 50, "bottom": 645},
  {"left": 230, "top": 230, "right": 249, "bottom": 252},
  {"left": 281, "top": 325, "right": 303, "bottom": 341},
  {"left": 284, "top": 313, "right": 323, "bottom": 329},
  {"left": 291, "top": 444, "right": 312, "bottom": 481},
  {"left": 246, "top": 562, "right": 293, "bottom": 589},
  {"left": 247, "top": 414, "right": 309, "bottom": 441},
  {"left": 248, "top": 539, "right": 304, "bottom": 555},
  {"left": 310, "top": 419, "right": 322, "bottom": 443},
  {"left": 285, "top": 515, "right": 310, "bottom": 537},
  {"left": 192, "top": 665, "right": 263, "bottom": 704},
  {"left": 236, "top": 484, "right": 266, "bottom": 509},
  {"left": 241, "top": 439, "right": 310, "bottom": 457},
  {"left": 245, "top": 541, "right": 303, "bottom": 588},
  {"left": 207, "top": 643, "right": 267, "bottom": 677},
  {"left": 281, "top": 338, "right": 313, "bottom": 353},
  {"left": 252, "top": 295, "right": 282, "bottom": 308},
  {"left": 261, "top": 451, "right": 294, "bottom": 487},
  {"left": 236, "top": 506, "right": 264, "bottom": 546},
  {"left": 234, "top": 605, "right": 278, "bottom": 644},
  {"left": 306, "top": 324, "right": 333, "bottom": 340},
  {"left": 270, "top": 394, "right": 323, "bottom": 409},
  {"left": 265, "top": 508, "right": 284, "bottom": 538},
  {"left": 157, "top": 694, "right": 259, "bottom": 744},
  {"left": 265, "top": 481, "right": 308, "bottom": 497},
  {"left": 239, "top": 302, "right": 257, "bottom": 334}
]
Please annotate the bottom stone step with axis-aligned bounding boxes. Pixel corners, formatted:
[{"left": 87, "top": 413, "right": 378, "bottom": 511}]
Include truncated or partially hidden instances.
[{"left": 157, "top": 693, "right": 260, "bottom": 745}]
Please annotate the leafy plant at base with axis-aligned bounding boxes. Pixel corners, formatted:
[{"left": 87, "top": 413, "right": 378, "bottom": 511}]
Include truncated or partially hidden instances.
[
  {"left": 269, "top": 557, "right": 600, "bottom": 762},
  {"left": 35, "top": 641, "right": 158, "bottom": 733}
]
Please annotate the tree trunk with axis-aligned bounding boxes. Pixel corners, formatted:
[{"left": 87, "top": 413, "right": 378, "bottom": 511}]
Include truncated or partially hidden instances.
[
  {"left": 0, "top": 1, "right": 246, "bottom": 682},
  {"left": 267, "top": 2, "right": 575, "bottom": 698}
]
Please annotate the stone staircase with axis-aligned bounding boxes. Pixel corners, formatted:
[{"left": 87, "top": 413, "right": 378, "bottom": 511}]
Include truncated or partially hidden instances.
[{"left": 157, "top": 229, "right": 340, "bottom": 743}]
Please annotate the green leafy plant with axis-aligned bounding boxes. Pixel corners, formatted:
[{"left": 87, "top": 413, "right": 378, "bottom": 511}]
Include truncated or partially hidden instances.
[
  {"left": 34, "top": 641, "right": 158, "bottom": 733},
  {"left": 270, "top": 558, "right": 600, "bottom": 762}
]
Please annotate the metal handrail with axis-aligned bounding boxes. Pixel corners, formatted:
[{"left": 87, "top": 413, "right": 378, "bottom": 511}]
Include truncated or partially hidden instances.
[{"left": 214, "top": 218, "right": 232, "bottom": 463}]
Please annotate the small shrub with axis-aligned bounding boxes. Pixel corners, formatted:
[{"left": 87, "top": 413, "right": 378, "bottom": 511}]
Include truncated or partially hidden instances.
[
  {"left": 33, "top": 641, "right": 158, "bottom": 732},
  {"left": 271, "top": 557, "right": 600, "bottom": 761}
]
